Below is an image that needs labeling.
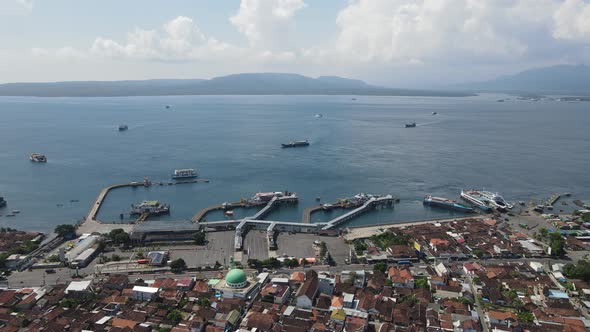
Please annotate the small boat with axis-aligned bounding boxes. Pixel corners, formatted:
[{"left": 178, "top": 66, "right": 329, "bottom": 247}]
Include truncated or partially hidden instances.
[
  {"left": 130, "top": 200, "right": 170, "bottom": 215},
  {"left": 497, "top": 99, "right": 505, "bottom": 102},
  {"left": 11, "top": 210, "right": 20, "bottom": 214},
  {"left": 518, "top": 201, "right": 525, "bottom": 206},
  {"left": 70, "top": 199, "right": 79, "bottom": 203},
  {"left": 314, "top": 114, "right": 323, "bottom": 118},
  {"left": 282, "top": 140, "right": 310, "bottom": 148},
  {"left": 405, "top": 122, "right": 416, "bottom": 128},
  {"left": 0, "top": 196, "right": 6, "bottom": 208},
  {"left": 30, "top": 153, "right": 47, "bottom": 163},
  {"left": 6, "top": 214, "right": 15, "bottom": 217},
  {"left": 316, "top": 197, "right": 321, "bottom": 201},
  {"left": 224, "top": 210, "right": 234, "bottom": 217},
  {"left": 432, "top": 112, "right": 437, "bottom": 115},
  {"left": 118, "top": 124, "right": 128, "bottom": 131},
  {"left": 351, "top": 98, "right": 357, "bottom": 101},
  {"left": 165, "top": 105, "right": 171, "bottom": 109}
]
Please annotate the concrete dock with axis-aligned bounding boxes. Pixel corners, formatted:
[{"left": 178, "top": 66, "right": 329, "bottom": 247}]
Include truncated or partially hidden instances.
[{"left": 322, "top": 195, "right": 394, "bottom": 230}]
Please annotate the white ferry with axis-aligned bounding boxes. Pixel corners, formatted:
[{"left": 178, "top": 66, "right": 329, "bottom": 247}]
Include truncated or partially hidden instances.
[{"left": 172, "top": 168, "right": 198, "bottom": 180}]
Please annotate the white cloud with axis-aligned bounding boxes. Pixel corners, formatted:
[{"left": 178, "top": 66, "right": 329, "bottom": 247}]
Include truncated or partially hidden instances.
[
  {"left": 31, "top": 46, "right": 86, "bottom": 59},
  {"left": 553, "top": 0, "right": 590, "bottom": 40},
  {"left": 230, "top": 0, "right": 306, "bottom": 50},
  {"left": 90, "top": 16, "right": 241, "bottom": 61},
  {"left": 0, "top": 0, "right": 33, "bottom": 15}
]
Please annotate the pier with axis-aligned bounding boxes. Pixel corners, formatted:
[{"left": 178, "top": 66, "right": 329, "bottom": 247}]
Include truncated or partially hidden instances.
[
  {"left": 301, "top": 205, "right": 324, "bottom": 224},
  {"left": 322, "top": 194, "right": 395, "bottom": 230},
  {"left": 247, "top": 194, "right": 298, "bottom": 220},
  {"left": 545, "top": 192, "right": 570, "bottom": 207}
]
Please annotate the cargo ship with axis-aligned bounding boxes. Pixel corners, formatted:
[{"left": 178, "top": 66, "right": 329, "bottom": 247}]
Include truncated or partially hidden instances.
[
  {"left": 281, "top": 140, "right": 309, "bottom": 148},
  {"left": 460, "top": 190, "right": 492, "bottom": 212},
  {"left": 130, "top": 200, "right": 170, "bottom": 215},
  {"left": 172, "top": 168, "right": 198, "bottom": 180},
  {"left": 423, "top": 195, "right": 474, "bottom": 213},
  {"left": 405, "top": 122, "right": 416, "bottom": 128},
  {"left": 30, "top": 153, "right": 47, "bottom": 163}
]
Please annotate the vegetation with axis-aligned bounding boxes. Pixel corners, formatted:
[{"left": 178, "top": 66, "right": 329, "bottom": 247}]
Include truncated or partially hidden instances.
[
  {"left": 282, "top": 258, "right": 299, "bottom": 268},
  {"left": 108, "top": 228, "right": 131, "bottom": 246},
  {"left": 46, "top": 254, "right": 61, "bottom": 262},
  {"left": 563, "top": 259, "right": 590, "bottom": 282},
  {"left": 373, "top": 262, "right": 387, "bottom": 273},
  {"left": 247, "top": 257, "right": 282, "bottom": 269},
  {"left": 318, "top": 241, "right": 327, "bottom": 259},
  {"left": 415, "top": 278, "right": 430, "bottom": 289},
  {"left": 353, "top": 240, "right": 368, "bottom": 255},
  {"left": 0, "top": 227, "right": 17, "bottom": 233},
  {"left": 60, "top": 298, "right": 79, "bottom": 308},
  {"left": 54, "top": 224, "right": 76, "bottom": 237},
  {"left": 548, "top": 232, "right": 566, "bottom": 257},
  {"left": 193, "top": 230, "right": 206, "bottom": 245},
  {"left": 166, "top": 309, "right": 184, "bottom": 323},
  {"left": 196, "top": 297, "right": 211, "bottom": 307},
  {"left": 517, "top": 310, "right": 534, "bottom": 323},
  {"left": 582, "top": 213, "right": 590, "bottom": 223},
  {"left": 170, "top": 258, "right": 187, "bottom": 273},
  {"left": 472, "top": 248, "right": 484, "bottom": 259},
  {"left": 370, "top": 231, "right": 408, "bottom": 250}
]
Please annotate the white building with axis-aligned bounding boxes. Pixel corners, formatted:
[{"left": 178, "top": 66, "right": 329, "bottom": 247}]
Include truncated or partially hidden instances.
[
  {"left": 65, "top": 280, "right": 93, "bottom": 297},
  {"left": 132, "top": 286, "right": 159, "bottom": 301},
  {"left": 529, "top": 261, "right": 544, "bottom": 272}
]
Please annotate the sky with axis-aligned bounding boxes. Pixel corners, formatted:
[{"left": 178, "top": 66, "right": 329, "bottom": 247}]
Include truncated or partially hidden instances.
[{"left": 1, "top": 0, "right": 590, "bottom": 87}]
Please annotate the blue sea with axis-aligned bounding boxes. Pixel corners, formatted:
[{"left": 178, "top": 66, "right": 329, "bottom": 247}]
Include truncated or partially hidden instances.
[{"left": 0, "top": 94, "right": 589, "bottom": 233}]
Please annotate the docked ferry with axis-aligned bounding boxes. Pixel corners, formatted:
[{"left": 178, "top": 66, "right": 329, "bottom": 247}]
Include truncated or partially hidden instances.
[
  {"left": 130, "top": 200, "right": 170, "bottom": 215},
  {"left": 423, "top": 195, "right": 474, "bottom": 213},
  {"left": 172, "top": 169, "right": 198, "bottom": 180},
  {"left": 460, "top": 190, "right": 492, "bottom": 212},
  {"left": 30, "top": 153, "right": 47, "bottom": 163},
  {"left": 281, "top": 140, "right": 309, "bottom": 148},
  {"left": 479, "top": 191, "right": 513, "bottom": 211}
]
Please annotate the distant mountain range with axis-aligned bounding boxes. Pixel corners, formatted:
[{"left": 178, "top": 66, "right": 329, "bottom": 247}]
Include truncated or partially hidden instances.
[
  {"left": 455, "top": 64, "right": 590, "bottom": 94},
  {"left": 0, "top": 73, "right": 472, "bottom": 97}
]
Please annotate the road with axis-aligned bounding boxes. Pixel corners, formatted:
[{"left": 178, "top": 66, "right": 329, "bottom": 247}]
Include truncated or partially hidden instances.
[{"left": 465, "top": 270, "right": 489, "bottom": 332}]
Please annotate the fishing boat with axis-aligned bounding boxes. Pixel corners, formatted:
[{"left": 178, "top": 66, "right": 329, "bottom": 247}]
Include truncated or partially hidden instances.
[
  {"left": 30, "top": 153, "right": 47, "bottom": 163},
  {"left": 405, "top": 122, "right": 416, "bottom": 128},
  {"left": 281, "top": 140, "right": 310, "bottom": 148}
]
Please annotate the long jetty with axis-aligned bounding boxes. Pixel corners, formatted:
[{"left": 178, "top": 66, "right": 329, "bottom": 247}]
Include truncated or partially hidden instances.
[
  {"left": 545, "top": 192, "right": 570, "bottom": 207},
  {"left": 248, "top": 194, "right": 298, "bottom": 220},
  {"left": 322, "top": 195, "right": 394, "bottom": 230},
  {"left": 191, "top": 201, "right": 262, "bottom": 223}
]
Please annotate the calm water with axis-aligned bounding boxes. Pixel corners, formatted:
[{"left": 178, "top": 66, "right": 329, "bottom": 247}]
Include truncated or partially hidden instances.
[{"left": 0, "top": 94, "right": 589, "bottom": 233}]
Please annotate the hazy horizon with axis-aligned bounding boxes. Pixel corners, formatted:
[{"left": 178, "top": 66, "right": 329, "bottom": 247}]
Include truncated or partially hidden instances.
[{"left": 2, "top": 0, "right": 590, "bottom": 87}]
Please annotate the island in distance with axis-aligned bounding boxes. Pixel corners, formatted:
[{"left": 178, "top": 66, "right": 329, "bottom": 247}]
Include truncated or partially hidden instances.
[{"left": 0, "top": 73, "right": 473, "bottom": 97}]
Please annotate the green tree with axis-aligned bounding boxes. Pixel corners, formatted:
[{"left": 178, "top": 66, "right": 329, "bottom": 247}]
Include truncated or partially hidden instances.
[
  {"left": 247, "top": 259, "right": 262, "bottom": 269},
  {"left": 196, "top": 297, "right": 211, "bottom": 307},
  {"left": 193, "top": 230, "right": 206, "bottom": 245},
  {"left": 170, "top": 258, "right": 187, "bottom": 273},
  {"left": 60, "top": 298, "right": 79, "bottom": 308},
  {"left": 54, "top": 224, "right": 76, "bottom": 237},
  {"left": 539, "top": 227, "right": 549, "bottom": 238},
  {"left": 415, "top": 278, "right": 430, "bottom": 289},
  {"left": 283, "top": 258, "right": 299, "bottom": 268},
  {"left": 353, "top": 240, "right": 368, "bottom": 255},
  {"left": 166, "top": 309, "right": 184, "bottom": 323},
  {"left": 517, "top": 310, "right": 534, "bottom": 323},
  {"left": 319, "top": 241, "right": 327, "bottom": 258},
  {"left": 549, "top": 232, "right": 566, "bottom": 257},
  {"left": 374, "top": 262, "right": 387, "bottom": 273}
]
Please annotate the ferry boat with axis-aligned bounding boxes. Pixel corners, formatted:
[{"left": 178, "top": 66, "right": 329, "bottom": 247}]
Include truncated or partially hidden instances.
[
  {"left": 423, "top": 195, "right": 474, "bottom": 213},
  {"left": 460, "top": 190, "right": 492, "bottom": 212},
  {"left": 172, "top": 168, "right": 198, "bottom": 180},
  {"left": 0, "top": 196, "right": 6, "bottom": 208},
  {"left": 253, "top": 192, "right": 284, "bottom": 202},
  {"left": 118, "top": 124, "right": 128, "bottom": 131},
  {"left": 479, "top": 191, "right": 514, "bottom": 211},
  {"left": 405, "top": 122, "right": 416, "bottom": 128},
  {"left": 30, "top": 153, "right": 47, "bottom": 163},
  {"left": 130, "top": 200, "right": 170, "bottom": 215},
  {"left": 281, "top": 140, "right": 309, "bottom": 148}
]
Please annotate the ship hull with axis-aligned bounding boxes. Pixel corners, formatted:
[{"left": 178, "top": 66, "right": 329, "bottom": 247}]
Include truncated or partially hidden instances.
[{"left": 423, "top": 196, "right": 474, "bottom": 213}]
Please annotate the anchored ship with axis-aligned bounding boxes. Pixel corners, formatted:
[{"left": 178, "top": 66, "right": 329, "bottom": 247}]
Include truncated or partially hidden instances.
[
  {"left": 29, "top": 153, "right": 47, "bottom": 163},
  {"left": 281, "top": 140, "right": 310, "bottom": 148},
  {"left": 423, "top": 195, "right": 474, "bottom": 213},
  {"left": 130, "top": 200, "right": 170, "bottom": 215},
  {"left": 172, "top": 169, "right": 198, "bottom": 180},
  {"left": 460, "top": 190, "right": 492, "bottom": 212}
]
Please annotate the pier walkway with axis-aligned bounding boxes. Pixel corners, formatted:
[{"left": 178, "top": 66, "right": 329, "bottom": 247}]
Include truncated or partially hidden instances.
[
  {"left": 322, "top": 195, "right": 394, "bottom": 230},
  {"left": 545, "top": 193, "right": 570, "bottom": 207},
  {"left": 247, "top": 194, "right": 298, "bottom": 220},
  {"left": 302, "top": 205, "right": 323, "bottom": 224}
]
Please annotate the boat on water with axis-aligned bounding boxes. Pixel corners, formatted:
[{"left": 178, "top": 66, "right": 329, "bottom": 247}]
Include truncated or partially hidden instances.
[
  {"left": 460, "top": 190, "right": 492, "bottom": 212},
  {"left": 224, "top": 210, "right": 234, "bottom": 217},
  {"left": 432, "top": 112, "right": 438, "bottom": 115},
  {"left": 0, "top": 196, "right": 6, "bottom": 208},
  {"left": 405, "top": 122, "right": 416, "bottom": 128},
  {"left": 172, "top": 168, "right": 198, "bottom": 180},
  {"left": 130, "top": 200, "right": 170, "bottom": 216},
  {"left": 11, "top": 210, "right": 20, "bottom": 214},
  {"left": 461, "top": 189, "right": 512, "bottom": 212},
  {"left": 281, "top": 140, "right": 310, "bottom": 148},
  {"left": 165, "top": 105, "right": 171, "bottom": 109},
  {"left": 423, "top": 195, "right": 474, "bottom": 213},
  {"left": 118, "top": 124, "right": 128, "bottom": 131},
  {"left": 30, "top": 153, "right": 47, "bottom": 163},
  {"left": 314, "top": 114, "right": 323, "bottom": 118}
]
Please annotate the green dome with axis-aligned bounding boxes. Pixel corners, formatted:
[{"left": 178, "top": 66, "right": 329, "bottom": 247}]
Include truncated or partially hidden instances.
[{"left": 226, "top": 269, "right": 247, "bottom": 285}]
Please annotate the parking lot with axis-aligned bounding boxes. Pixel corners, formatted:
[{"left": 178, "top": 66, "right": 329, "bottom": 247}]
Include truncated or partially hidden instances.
[
  {"left": 242, "top": 231, "right": 269, "bottom": 262},
  {"left": 275, "top": 233, "right": 349, "bottom": 265}
]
